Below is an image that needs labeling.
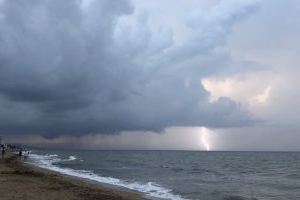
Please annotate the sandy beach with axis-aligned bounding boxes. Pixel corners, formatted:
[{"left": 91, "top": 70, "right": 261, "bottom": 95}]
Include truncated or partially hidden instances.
[{"left": 0, "top": 154, "right": 145, "bottom": 200}]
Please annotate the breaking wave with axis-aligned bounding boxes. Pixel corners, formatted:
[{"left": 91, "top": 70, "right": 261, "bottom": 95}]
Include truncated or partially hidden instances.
[{"left": 29, "top": 153, "right": 188, "bottom": 200}]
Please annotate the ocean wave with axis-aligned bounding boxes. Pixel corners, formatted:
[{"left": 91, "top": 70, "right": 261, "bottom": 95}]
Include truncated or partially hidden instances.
[
  {"left": 65, "top": 155, "right": 77, "bottom": 161},
  {"left": 48, "top": 154, "right": 59, "bottom": 157},
  {"left": 30, "top": 154, "right": 77, "bottom": 163},
  {"left": 29, "top": 153, "right": 188, "bottom": 200}
]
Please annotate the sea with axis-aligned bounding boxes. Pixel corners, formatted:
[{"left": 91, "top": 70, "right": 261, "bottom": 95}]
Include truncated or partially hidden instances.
[{"left": 28, "top": 150, "right": 300, "bottom": 200}]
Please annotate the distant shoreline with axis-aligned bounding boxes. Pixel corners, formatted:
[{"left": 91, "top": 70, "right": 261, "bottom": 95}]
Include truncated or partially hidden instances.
[{"left": 0, "top": 153, "right": 146, "bottom": 200}]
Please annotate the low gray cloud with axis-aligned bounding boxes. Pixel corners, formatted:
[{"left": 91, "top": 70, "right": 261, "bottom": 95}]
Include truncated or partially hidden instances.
[{"left": 0, "top": 0, "right": 259, "bottom": 136}]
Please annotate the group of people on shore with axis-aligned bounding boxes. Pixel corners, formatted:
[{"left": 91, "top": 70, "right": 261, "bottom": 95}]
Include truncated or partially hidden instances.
[
  {"left": 18, "top": 149, "right": 31, "bottom": 160},
  {"left": 0, "top": 143, "right": 31, "bottom": 160}
]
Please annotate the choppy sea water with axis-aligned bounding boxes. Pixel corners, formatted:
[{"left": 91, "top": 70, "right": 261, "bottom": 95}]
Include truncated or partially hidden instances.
[{"left": 28, "top": 150, "right": 300, "bottom": 200}]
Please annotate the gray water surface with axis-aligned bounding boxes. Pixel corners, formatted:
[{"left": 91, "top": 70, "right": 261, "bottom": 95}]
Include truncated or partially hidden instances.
[{"left": 30, "top": 150, "right": 300, "bottom": 200}]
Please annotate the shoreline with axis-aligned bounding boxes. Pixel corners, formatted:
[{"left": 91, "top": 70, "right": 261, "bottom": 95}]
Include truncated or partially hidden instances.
[{"left": 0, "top": 153, "right": 147, "bottom": 200}]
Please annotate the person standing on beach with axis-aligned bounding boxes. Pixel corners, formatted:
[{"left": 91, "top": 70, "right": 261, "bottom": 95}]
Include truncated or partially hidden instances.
[
  {"left": 18, "top": 149, "right": 22, "bottom": 157},
  {"left": 1, "top": 146, "right": 5, "bottom": 158}
]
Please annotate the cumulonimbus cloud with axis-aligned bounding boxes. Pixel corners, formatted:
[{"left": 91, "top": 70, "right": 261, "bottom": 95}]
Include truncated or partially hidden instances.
[{"left": 0, "top": 0, "right": 260, "bottom": 136}]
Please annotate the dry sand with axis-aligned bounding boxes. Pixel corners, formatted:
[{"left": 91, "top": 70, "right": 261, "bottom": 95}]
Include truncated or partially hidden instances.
[{"left": 0, "top": 154, "right": 146, "bottom": 200}]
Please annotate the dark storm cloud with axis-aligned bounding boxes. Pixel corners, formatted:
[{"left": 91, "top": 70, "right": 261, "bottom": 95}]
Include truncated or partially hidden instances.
[{"left": 0, "top": 0, "right": 259, "bottom": 136}]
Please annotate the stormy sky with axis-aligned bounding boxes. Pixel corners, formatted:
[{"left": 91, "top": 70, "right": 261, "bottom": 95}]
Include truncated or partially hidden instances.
[{"left": 1, "top": 0, "right": 300, "bottom": 151}]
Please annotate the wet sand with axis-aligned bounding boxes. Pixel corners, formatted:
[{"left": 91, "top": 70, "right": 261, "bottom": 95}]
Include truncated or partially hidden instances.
[{"left": 0, "top": 154, "right": 146, "bottom": 200}]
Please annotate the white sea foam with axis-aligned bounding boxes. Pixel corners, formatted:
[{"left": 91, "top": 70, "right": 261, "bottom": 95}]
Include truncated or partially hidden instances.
[
  {"left": 29, "top": 153, "right": 188, "bottom": 200},
  {"left": 66, "top": 155, "right": 77, "bottom": 161}
]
